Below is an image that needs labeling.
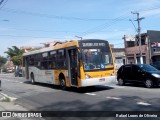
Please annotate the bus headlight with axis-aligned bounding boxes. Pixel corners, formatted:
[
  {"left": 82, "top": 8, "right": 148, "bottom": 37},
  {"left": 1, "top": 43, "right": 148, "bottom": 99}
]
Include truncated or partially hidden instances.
[{"left": 85, "top": 74, "right": 92, "bottom": 79}]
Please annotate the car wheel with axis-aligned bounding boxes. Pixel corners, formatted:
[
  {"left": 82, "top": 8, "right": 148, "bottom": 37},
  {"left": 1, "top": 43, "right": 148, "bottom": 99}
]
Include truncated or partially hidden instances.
[
  {"left": 60, "top": 77, "right": 66, "bottom": 90},
  {"left": 145, "top": 79, "right": 153, "bottom": 88},
  {"left": 118, "top": 78, "right": 125, "bottom": 86}
]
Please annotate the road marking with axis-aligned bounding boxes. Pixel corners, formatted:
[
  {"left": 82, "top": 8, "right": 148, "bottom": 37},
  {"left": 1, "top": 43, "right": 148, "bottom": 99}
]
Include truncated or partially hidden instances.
[
  {"left": 106, "top": 96, "right": 121, "bottom": 100},
  {"left": 85, "top": 93, "right": 96, "bottom": 96},
  {"left": 3, "top": 79, "right": 24, "bottom": 84},
  {"left": 137, "top": 102, "right": 151, "bottom": 106},
  {"left": 6, "top": 79, "right": 10, "bottom": 81},
  {"left": 106, "top": 85, "right": 125, "bottom": 88},
  {"left": 3, "top": 79, "right": 13, "bottom": 82}
]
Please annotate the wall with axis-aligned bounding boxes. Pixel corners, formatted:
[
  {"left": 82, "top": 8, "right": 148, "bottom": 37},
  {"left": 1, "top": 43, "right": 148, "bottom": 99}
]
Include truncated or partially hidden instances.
[{"left": 125, "top": 45, "right": 150, "bottom": 64}]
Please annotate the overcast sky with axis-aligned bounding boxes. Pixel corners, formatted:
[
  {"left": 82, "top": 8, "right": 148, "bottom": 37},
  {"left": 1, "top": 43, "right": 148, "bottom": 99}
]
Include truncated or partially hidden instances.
[{"left": 0, "top": 0, "right": 160, "bottom": 57}]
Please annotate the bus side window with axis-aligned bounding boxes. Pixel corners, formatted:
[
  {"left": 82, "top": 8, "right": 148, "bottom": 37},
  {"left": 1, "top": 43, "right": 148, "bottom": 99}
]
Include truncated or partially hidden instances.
[
  {"left": 40, "top": 52, "right": 49, "bottom": 69},
  {"left": 49, "top": 51, "right": 57, "bottom": 69},
  {"left": 56, "top": 49, "right": 67, "bottom": 69},
  {"left": 29, "top": 56, "right": 34, "bottom": 66}
]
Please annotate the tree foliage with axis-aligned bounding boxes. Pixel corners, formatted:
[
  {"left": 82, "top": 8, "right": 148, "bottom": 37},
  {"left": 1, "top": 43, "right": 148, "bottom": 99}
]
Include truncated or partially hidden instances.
[
  {"left": 4, "top": 46, "right": 23, "bottom": 66},
  {"left": 5, "top": 46, "right": 23, "bottom": 57},
  {"left": 0, "top": 56, "right": 7, "bottom": 67},
  {"left": 11, "top": 55, "right": 22, "bottom": 66}
]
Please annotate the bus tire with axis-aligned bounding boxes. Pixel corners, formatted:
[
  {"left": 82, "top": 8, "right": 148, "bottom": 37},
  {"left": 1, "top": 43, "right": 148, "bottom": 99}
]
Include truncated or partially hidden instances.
[
  {"left": 59, "top": 76, "right": 66, "bottom": 90},
  {"left": 31, "top": 73, "right": 35, "bottom": 85}
]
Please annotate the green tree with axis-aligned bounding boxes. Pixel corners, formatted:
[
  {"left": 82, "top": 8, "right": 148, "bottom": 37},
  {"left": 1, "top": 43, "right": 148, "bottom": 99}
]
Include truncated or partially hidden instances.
[
  {"left": 11, "top": 55, "right": 22, "bottom": 66},
  {"left": 4, "top": 46, "right": 23, "bottom": 66},
  {"left": 0, "top": 56, "right": 7, "bottom": 67}
]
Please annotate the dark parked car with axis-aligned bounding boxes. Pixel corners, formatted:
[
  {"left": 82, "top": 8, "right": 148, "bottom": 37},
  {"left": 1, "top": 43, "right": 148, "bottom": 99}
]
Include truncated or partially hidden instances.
[
  {"left": 150, "top": 61, "right": 160, "bottom": 70},
  {"left": 117, "top": 64, "right": 160, "bottom": 88}
]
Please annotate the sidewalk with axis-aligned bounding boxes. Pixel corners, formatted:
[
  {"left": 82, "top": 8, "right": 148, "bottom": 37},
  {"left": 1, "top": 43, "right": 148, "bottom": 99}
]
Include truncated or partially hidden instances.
[
  {"left": 0, "top": 93, "right": 27, "bottom": 111},
  {"left": 0, "top": 92, "right": 43, "bottom": 120},
  {"left": 0, "top": 73, "right": 14, "bottom": 76}
]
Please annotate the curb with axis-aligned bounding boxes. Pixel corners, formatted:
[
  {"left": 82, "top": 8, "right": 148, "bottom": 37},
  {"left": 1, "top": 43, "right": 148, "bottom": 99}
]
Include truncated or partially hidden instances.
[{"left": 0, "top": 92, "right": 17, "bottom": 102}]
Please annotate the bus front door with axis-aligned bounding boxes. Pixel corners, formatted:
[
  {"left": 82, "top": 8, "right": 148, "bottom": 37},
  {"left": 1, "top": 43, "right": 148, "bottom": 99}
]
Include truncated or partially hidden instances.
[{"left": 68, "top": 49, "right": 78, "bottom": 86}]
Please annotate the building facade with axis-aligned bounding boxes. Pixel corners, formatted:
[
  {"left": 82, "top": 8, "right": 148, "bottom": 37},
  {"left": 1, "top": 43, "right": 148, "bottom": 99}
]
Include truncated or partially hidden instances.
[
  {"left": 112, "top": 47, "right": 125, "bottom": 70},
  {"left": 148, "top": 30, "right": 160, "bottom": 63},
  {"left": 124, "top": 30, "right": 160, "bottom": 64}
]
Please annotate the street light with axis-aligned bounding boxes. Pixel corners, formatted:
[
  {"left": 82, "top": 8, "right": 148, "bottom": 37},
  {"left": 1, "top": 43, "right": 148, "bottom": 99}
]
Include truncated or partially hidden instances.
[{"left": 75, "top": 36, "right": 82, "bottom": 40}]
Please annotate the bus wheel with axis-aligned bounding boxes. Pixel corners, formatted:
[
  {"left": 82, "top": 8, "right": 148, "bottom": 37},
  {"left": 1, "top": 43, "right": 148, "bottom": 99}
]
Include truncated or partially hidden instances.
[
  {"left": 31, "top": 73, "right": 35, "bottom": 85},
  {"left": 59, "top": 77, "right": 66, "bottom": 90}
]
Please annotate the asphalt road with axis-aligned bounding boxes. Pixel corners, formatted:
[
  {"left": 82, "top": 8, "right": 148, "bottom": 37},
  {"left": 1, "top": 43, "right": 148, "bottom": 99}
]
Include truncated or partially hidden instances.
[{"left": 0, "top": 74, "right": 160, "bottom": 120}]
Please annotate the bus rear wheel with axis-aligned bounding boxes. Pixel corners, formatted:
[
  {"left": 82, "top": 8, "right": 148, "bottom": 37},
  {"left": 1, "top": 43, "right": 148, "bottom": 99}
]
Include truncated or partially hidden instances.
[
  {"left": 31, "top": 73, "right": 35, "bottom": 85},
  {"left": 59, "top": 77, "right": 66, "bottom": 90}
]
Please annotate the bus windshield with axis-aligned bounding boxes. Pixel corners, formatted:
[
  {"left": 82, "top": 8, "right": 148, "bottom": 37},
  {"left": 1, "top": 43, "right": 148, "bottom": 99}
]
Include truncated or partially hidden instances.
[{"left": 82, "top": 48, "right": 112, "bottom": 71}]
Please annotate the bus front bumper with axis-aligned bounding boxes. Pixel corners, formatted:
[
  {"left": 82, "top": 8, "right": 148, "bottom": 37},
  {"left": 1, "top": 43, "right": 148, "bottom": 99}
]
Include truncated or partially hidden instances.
[{"left": 81, "top": 76, "right": 116, "bottom": 87}]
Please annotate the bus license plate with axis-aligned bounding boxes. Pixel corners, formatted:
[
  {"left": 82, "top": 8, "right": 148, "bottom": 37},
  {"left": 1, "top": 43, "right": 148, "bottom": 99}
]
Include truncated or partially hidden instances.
[{"left": 99, "top": 78, "right": 105, "bottom": 82}]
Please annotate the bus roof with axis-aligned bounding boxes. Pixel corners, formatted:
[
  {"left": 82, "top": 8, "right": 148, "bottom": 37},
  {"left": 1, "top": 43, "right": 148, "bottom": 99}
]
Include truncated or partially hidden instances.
[
  {"left": 23, "top": 40, "right": 78, "bottom": 56},
  {"left": 23, "top": 39, "right": 109, "bottom": 56},
  {"left": 23, "top": 46, "right": 54, "bottom": 56}
]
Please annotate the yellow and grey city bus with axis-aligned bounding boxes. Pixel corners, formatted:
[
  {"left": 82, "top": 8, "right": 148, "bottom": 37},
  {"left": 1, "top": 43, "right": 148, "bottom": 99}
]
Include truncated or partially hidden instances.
[{"left": 22, "top": 39, "right": 116, "bottom": 89}]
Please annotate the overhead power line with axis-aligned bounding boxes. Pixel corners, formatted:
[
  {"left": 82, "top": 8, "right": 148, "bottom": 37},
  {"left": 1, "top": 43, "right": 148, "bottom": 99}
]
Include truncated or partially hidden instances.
[
  {"left": 0, "top": 34, "right": 68, "bottom": 39},
  {"left": 129, "top": 19, "right": 138, "bottom": 32},
  {"left": 78, "top": 12, "right": 130, "bottom": 37},
  {"left": 0, "top": 0, "right": 8, "bottom": 10},
  {"left": 4, "top": 27, "right": 129, "bottom": 33},
  {"left": 134, "top": 6, "right": 160, "bottom": 12},
  {"left": 78, "top": 6, "right": 160, "bottom": 38},
  {"left": 6, "top": 28, "right": 83, "bottom": 34},
  {"left": 0, "top": 0, "right": 4, "bottom": 6},
  {"left": 1, "top": 8, "right": 128, "bottom": 21}
]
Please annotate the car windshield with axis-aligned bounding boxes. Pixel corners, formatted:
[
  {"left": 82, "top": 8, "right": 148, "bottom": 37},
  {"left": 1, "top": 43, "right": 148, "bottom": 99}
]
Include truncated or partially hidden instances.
[
  {"left": 138, "top": 64, "right": 158, "bottom": 71},
  {"left": 82, "top": 48, "right": 112, "bottom": 70}
]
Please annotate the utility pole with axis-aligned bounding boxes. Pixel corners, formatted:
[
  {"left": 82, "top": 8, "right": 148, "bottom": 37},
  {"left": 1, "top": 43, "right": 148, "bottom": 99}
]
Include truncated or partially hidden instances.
[{"left": 131, "top": 12, "right": 145, "bottom": 64}]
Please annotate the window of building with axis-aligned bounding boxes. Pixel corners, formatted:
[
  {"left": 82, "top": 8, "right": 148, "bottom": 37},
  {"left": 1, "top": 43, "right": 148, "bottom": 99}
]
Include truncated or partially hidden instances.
[
  {"left": 136, "top": 56, "right": 146, "bottom": 64},
  {"left": 126, "top": 41, "right": 135, "bottom": 47},
  {"left": 127, "top": 57, "right": 134, "bottom": 64}
]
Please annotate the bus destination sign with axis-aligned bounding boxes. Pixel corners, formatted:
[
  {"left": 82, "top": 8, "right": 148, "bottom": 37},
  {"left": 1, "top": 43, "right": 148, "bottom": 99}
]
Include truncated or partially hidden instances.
[{"left": 82, "top": 43, "right": 105, "bottom": 47}]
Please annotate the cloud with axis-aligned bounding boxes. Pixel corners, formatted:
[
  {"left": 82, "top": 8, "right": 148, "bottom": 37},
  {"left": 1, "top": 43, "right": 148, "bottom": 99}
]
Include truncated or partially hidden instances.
[
  {"left": 0, "top": 28, "right": 11, "bottom": 32},
  {"left": 141, "top": 9, "right": 160, "bottom": 17}
]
